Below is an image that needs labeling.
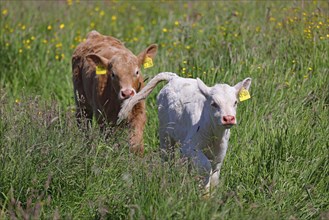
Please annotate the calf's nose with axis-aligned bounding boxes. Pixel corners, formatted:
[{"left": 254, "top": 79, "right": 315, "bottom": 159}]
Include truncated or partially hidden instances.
[
  {"left": 121, "top": 89, "right": 135, "bottom": 99},
  {"left": 222, "top": 115, "right": 236, "bottom": 125}
]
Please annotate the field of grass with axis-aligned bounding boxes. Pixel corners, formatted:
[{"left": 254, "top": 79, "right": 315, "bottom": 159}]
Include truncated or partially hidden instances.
[{"left": 0, "top": 1, "right": 328, "bottom": 219}]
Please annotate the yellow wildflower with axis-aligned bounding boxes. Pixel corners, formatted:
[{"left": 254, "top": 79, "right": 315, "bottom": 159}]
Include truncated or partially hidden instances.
[
  {"left": 56, "top": 42, "right": 63, "bottom": 48},
  {"left": 99, "top": 10, "right": 105, "bottom": 17},
  {"left": 31, "top": 36, "right": 35, "bottom": 41},
  {"left": 60, "top": 23, "right": 65, "bottom": 29},
  {"left": 47, "top": 25, "right": 52, "bottom": 30},
  {"left": 162, "top": 28, "right": 168, "bottom": 33},
  {"left": 174, "top": 21, "right": 179, "bottom": 26},
  {"left": 19, "top": 49, "right": 23, "bottom": 54},
  {"left": 21, "top": 25, "right": 26, "bottom": 30},
  {"left": 43, "top": 39, "right": 48, "bottom": 44},
  {"left": 67, "top": 0, "right": 73, "bottom": 6},
  {"left": 111, "top": 15, "right": 117, "bottom": 21},
  {"left": 2, "top": 9, "right": 8, "bottom": 16}
]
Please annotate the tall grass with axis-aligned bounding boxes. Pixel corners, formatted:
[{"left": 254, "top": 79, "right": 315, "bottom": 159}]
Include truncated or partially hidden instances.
[{"left": 1, "top": 1, "right": 328, "bottom": 219}]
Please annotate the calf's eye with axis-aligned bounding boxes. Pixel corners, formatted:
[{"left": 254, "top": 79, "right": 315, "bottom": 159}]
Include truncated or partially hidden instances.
[
  {"left": 211, "top": 101, "right": 219, "bottom": 109},
  {"left": 136, "top": 70, "right": 139, "bottom": 76},
  {"left": 234, "top": 101, "right": 238, "bottom": 106}
]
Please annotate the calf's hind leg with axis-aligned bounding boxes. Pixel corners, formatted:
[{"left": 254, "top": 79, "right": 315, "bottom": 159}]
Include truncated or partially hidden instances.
[
  {"left": 74, "top": 90, "right": 93, "bottom": 129},
  {"left": 180, "top": 142, "right": 212, "bottom": 188},
  {"left": 72, "top": 56, "right": 93, "bottom": 129}
]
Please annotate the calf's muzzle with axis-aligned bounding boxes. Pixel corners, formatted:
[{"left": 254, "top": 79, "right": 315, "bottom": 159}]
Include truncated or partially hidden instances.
[
  {"left": 120, "top": 89, "right": 135, "bottom": 99},
  {"left": 222, "top": 115, "right": 236, "bottom": 125}
]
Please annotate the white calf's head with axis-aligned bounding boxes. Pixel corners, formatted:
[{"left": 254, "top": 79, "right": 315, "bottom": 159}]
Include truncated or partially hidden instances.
[{"left": 197, "top": 77, "right": 252, "bottom": 128}]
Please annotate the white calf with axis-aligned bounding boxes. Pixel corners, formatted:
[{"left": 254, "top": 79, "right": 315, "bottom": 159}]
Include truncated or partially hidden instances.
[{"left": 157, "top": 76, "right": 251, "bottom": 191}]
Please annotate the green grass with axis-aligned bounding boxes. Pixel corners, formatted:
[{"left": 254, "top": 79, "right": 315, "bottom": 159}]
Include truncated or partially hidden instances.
[{"left": 1, "top": 1, "right": 328, "bottom": 219}]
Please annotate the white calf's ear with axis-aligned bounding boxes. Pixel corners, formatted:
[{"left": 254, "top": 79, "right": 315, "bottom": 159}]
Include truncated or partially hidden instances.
[
  {"left": 234, "top": 77, "right": 252, "bottom": 92},
  {"left": 197, "top": 78, "right": 210, "bottom": 97}
]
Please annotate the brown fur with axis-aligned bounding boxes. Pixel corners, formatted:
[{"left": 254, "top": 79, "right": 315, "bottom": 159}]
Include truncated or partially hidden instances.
[{"left": 72, "top": 30, "right": 157, "bottom": 155}]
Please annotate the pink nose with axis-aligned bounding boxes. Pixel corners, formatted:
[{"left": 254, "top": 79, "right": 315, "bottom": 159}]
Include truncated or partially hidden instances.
[
  {"left": 222, "top": 115, "right": 236, "bottom": 125},
  {"left": 121, "top": 89, "right": 135, "bottom": 99}
]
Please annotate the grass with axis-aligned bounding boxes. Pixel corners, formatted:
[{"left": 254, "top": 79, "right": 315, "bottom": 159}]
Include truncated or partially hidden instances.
[{"left": 0, "top": 1, "right": 328, "bottom": 219}]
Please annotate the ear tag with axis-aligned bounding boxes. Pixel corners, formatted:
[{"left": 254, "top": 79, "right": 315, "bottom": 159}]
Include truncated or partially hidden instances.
[
  {"left": 143, "top": 57, "right": 153, "bottom": 69},
  {"left": 96, "top": 66, "right": 107, "bottom": 75},
  {"left": 239, "top": 88, "right": 251, "bottom": 102}
]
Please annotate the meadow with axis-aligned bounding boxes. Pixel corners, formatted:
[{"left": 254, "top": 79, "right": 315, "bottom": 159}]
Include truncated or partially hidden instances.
[{"left": 0, "top": 1, "right": 328, "bottom": 219}]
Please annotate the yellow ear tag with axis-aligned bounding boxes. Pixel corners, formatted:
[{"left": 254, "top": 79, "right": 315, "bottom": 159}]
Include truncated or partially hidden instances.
[
  {"left": 239, "top": 88, "right": 251, "bottom": 102},
  {"left": 96, "top": 66, "right": 107, "bottom": 75},
  {"left": 143, "top": 57, "right": 153, "bottom": 69}
]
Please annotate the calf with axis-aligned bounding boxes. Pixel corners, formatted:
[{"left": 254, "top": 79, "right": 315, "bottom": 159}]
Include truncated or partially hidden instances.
[
  {"left": 72, "top": 30, "right": 158, "bottom": 154},
  {"left": 157, "top": 76, "right": 252, "bottom": 191}
]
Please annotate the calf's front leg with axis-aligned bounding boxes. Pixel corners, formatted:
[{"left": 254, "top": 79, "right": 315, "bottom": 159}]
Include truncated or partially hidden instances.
[
  {"left": 128, "top": 102, "right": 146, "bottom": 155},
  {"left": 207, "top": 140, "right": 229, "bottom": 190}
]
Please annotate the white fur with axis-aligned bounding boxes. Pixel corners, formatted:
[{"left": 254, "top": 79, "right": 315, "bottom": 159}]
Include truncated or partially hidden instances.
[
  {"left": 117, "top": 72, "right": 178, "bottom": 124},
  {"left": 157, "top": 76, "right": 251, "bottom": 191}
]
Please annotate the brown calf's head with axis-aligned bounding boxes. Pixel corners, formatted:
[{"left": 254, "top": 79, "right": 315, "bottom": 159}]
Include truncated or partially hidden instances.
[{"left": 86, "top": 44, "right": 158, "bottom": 100}]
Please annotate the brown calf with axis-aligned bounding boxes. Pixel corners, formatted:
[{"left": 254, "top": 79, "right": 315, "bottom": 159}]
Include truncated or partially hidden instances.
[{"left": 72, "top": 30, "right": 157, "bottom": 155}]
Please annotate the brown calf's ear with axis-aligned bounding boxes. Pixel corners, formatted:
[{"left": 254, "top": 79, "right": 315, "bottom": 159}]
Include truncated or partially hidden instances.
[
  {"left": 137, "top": 44, "right": 158, "bottom": 66},
  {"left": 85, "top": 54, "right": 109, "bottom": 69}
]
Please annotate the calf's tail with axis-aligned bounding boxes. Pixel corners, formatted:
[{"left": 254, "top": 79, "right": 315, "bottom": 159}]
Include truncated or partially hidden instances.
[{"left": 117, "top": 72, "right": 177, "bottom": 124}]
